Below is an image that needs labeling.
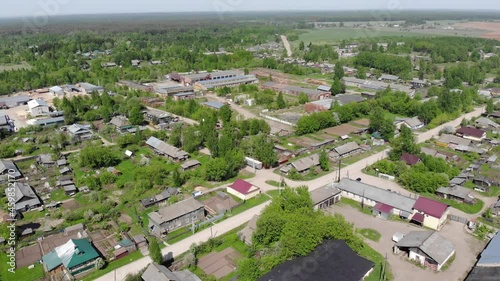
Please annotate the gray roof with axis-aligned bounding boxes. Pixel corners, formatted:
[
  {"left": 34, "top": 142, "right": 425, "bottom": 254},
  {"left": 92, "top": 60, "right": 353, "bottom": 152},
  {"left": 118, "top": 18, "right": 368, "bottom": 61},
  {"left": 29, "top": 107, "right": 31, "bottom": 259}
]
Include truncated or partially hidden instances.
[
  {"left": 5, "top": 182, "right": 41, "bottom": 211},
  {"left": 141, "top": 263, "right": 179, "bottom": 281},
  {"left": 317, "top": 85, "right": 331, "bottom": 91},
  {"left": 475, "top": 117, "right": 500, "bottom": 128},
  {"left": 181, "top": 160, "right": 201, "bottom": 170},
  {"left": 334, "top": 142, "right": 360, "bottom": 156},
  {"left": 287, "top": 154, "right": 320, "bottom": 172},
  {"left": 438, "top": 134, "right": 472, "bottom": 147},
  {"left": 449, "top": 177, "right": 466, "bottom": 186},
  {"left": 174, "top": 270, "right": 203, "bottom": 281},
  {"left": 336, "top": 178, "right": 416, "bottom": 213},
  {"left": 0, "top": 95, "right": 30, "bottom": 106},
  {"left": 146, "top": 137, "right": 189, "bottom": 160},
  {"left": 333, "top": 94, "right": 365, "bottom": 106},
  {"left": 38, "top": 154, "right": 54, "bottom": 164},
  {"left": 67, "top": 124, "right": 91, "bottom": 135},
  {"left": 201, "top": 101, "right": 225, "bottom": 110},
  {"left": 310, "top": 184, "right": 341, "bottom": 205},
  {"left": 0, "top": 115, "right": 8, "bottom": 126},
  {"left": 63, "top": 185, "right": 77, "bottom": 192},
  {"left": 396, "top": 231, "right": 455, "bottom": 264},
  {"left": 436, "top": 185, "right": 473, "bottom": 200},
  {"left": 28, "top": 99, "right": 48, "bottom": 108},
  {"left": 109, "top": 116, "right": 130, "bottom": 128},
  {"left": 148, "top": 197, "right": 204, "bottom": 225},
  {"left": 78, "top": 82, "right": 104, "bottom": 92},
  {"left": 31, "top": 116, "right": 65, "bottom": 126},
  {"left": 380, "top": 74, "right": 400, "bottom": 81},
  {"left": 0, "top": 159, "right": 21, "bottom": 178},
  {"left": 478, "top": 232, "right": 500, "bottom": 266},
  {"left": 309, "top": 99, "right": 334, "bottom": 109},
  {"left": 402, "top": 117, "right": 424, "bottom": 128},
  {"left": 421, "top": 147, "right": 437, "bottom": 157}
]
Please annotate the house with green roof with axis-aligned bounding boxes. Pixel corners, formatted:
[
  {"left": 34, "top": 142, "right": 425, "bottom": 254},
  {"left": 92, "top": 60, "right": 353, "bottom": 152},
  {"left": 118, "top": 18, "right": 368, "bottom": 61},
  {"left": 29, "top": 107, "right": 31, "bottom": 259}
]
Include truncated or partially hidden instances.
[{"left": 42, "top": 238, "right": 100, "bottom": 277}]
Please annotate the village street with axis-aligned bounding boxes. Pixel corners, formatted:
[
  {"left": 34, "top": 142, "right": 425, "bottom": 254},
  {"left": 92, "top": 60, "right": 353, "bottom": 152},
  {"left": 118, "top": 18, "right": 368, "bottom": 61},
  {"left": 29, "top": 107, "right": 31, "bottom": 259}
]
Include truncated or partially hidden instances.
[{"left": 95, "top": 106, "right": 488, "bottom": 280}]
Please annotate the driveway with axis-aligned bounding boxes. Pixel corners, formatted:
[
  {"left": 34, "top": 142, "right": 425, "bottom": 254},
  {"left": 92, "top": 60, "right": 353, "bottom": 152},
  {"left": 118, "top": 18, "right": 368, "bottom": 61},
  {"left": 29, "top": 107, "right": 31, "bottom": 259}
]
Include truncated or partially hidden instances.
[{"left": 328, "top": 205, "right": 485, "bottom": 281}]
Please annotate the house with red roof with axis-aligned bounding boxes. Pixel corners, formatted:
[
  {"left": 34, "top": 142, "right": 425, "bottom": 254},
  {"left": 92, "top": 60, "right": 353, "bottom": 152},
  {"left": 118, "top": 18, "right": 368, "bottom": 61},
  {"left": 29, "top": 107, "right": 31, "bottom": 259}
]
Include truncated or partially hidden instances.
[
  {"left": 411, "top": 197, "right": 450, "bottom": 230},
  {"left": 227, "top": 179, "right": 261, "bottom": 201},
  {"left": 456, "top": 127, "right": 486, "bottom": 142},
  {"left": 400, "top": 153, "right": 421, "bottom": 166}
]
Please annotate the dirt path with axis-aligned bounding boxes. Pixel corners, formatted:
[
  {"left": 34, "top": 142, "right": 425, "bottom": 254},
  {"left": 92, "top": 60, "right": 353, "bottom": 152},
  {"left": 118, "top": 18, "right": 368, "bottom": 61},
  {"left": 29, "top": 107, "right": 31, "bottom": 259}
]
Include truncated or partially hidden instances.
[{"left": 281, "top": 35, "right": 292, "bottom": 57}]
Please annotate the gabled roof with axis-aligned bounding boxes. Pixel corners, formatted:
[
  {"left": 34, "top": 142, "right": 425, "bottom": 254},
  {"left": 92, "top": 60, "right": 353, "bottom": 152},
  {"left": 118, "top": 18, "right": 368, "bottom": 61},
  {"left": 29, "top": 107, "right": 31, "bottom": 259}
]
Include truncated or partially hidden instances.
[
  {"left": 436, "top": 185, "right": 473, "bottom": 200},
  {"left": 229, "top": 179, "right": 254, "bottom": 195},
  {"left": 403, "top": 117, "right": 424, "bottom": 128},
  {"left": 181, "top": 160, "right": 201, "bottom": 170},
  {"left": 334, "top": 142, "right": 360, "bottom": 155},
  {"left": 475, "top": 117, "right": 500, "bottom": 128},
  {"left": 146, "top": 137, "right": 189, "bottom": 160},
  {"left": 456, "top": 127, "right": 486, "bottom": 138},
  {"left": 478, "top": 232, "right": 500, "bottom": 266},
  {"left": 289, "top": 154, "right": 320, "bottom": 172},
  {"left": 437, "top": 134, "right": 472, "bottom": 146},
  {"left": 109, "top": 116, "right": 130, "bottom": 128},
  {"left": 141, "top": 263, "right": 179, "bottom": 281},
  {"left": 42, "top": 239, "right": 99, "bottom": 271},
  {"left": 310, "top": 184, "right": 341, "bottom": 205},
  {"left": 28, "top": 99, "right": 48, "bottom": 109},
  {"left": 0, "top": 159, "right": 21, "bottom": 178},
  {"left": 396, "top": 231, "right": 455, "bottom": 264},
  {"left": 67, "top": 124, "right": 90, "bottom": 134},
  {"left": 259, "top": 240, "right": 374, "bottom": 281},
  {"left": 413, "top": 197, "right": 449, "bottom": 218},
  {"left": 336, "top": 178, "right": 416, "bottom": 213},
  {"left": 149, "top": 197, "right": 204, "bottom": 224},
  {"left": 400, "top": 153, "right": 420, "bottom": 165}
]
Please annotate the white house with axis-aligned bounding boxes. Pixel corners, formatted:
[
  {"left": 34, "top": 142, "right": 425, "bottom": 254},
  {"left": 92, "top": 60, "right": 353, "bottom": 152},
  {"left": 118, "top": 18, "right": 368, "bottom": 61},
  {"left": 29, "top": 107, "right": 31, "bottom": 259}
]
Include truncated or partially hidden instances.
[
  {"left": 49, "top": 86, "right": 64, "bottom": 96},
  {"left": 28, "top": 99, "right": 49, "bottom": 117},
  {"left": 227, "top": 179, "right": 260, "bottom": 201},
  {"left": 396, "top": 231, "right": 455, "bottom": 271}
]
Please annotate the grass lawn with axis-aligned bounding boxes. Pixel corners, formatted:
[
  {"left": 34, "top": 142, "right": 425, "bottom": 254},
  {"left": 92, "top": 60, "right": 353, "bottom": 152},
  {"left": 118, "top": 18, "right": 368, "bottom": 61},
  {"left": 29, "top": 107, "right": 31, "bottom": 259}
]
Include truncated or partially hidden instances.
[
  {"left": 50, "top": 189, "right": 69, "bottom": 202},
  {"left": 266, "top": 190, "right": 283, "bottom": 198},
  {"left": 424, "top": 193, "right": 484, "bottom": 215},
  {"left": 0, "top": 62, "right": 32, "bottom": 72},
  {"left": 338, "top": 198, "right": 373, "bottom": 216},
  {"left": 81, "top": 250, "right": 143, "bottom": 281},
  {"left": 226, "top": 193, "right": 271, "bottom": 217},
  {"left": 0, "top": 252, "right": 45, "bottom": 281},
  {"left": 358, "top": 228, "right": 381, "bottom": 242},
  {"left": 359, "top": 243, "right": 393, "bottom": 281}
]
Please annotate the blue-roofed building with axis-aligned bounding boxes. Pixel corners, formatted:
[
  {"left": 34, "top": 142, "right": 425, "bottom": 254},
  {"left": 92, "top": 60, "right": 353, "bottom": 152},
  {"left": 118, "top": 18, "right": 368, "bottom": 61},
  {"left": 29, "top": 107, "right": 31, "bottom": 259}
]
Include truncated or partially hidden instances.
[
  {"left": 466, "top": 232, "right": 500, "bottom": 280},
  {"left": 194, "top": 75, "right": 257, "bottom": 91},
  {"left": 201, "top": 101, "right": 225, "bottom": 110},
  {"left": 27, "top": 116, "right": 65, "bottom": 127}
]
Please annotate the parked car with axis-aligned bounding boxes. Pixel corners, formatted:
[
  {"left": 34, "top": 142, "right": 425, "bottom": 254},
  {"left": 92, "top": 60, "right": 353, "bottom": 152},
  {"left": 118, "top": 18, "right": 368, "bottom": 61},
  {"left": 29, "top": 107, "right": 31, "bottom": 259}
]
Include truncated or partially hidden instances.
[{"left": 192, "top": 191, "right": 203, "bottom": 198}]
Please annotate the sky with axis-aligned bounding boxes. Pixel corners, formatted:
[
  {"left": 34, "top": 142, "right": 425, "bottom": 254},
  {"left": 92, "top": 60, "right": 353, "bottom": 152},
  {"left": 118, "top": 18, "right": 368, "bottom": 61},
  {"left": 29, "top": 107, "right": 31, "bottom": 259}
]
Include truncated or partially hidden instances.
[{"left": 1, "top": 0, "right": 499, "bottom": 18}]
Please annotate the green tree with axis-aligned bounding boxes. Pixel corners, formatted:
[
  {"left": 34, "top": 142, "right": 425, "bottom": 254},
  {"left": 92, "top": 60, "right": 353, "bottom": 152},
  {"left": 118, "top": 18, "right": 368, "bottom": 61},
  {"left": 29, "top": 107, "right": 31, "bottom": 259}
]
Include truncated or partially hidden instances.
[
  {"left": 205, "top": 158, "right": 229, "bottom": 181},
  {"left": 334, "top": 61, "right": 344, "bottom": 80},
  {"left": 149, "top": 239, "right": 163, "bottom": 264},
  {"left": 95, "top": 257, "right": 105, "bottom": 270},
  {"left": 486, "top": 99, "right": 494, "bottom": 114},
  {"left": 298, "top": 92, "right": 309, "bottom": 104},
  {"left": 219, "top": 104, "right": 232, "bottom": 124},
  {"left": 299, "top": 41, "right": 305, "bottom": 51},
  {"left": 172, "top": 169, "right": 183, "bottom": 187},
  {"left": 319, "top": 150, "right": 330, "bottom": 171},
  {"left": 79, "top": 146, "right": 120, "bottom": 169},
  {"left": 390, "top": 125, "right": 420, "bottom": 160},
  {"left": 129, "top": 106, "right": 144, "bottom": 125},
  {"left": 331, "top": 78, "right": 344, "bottom": 95},
  {"left": 276, "top": 93, "right": 286, "bottom": 109}
]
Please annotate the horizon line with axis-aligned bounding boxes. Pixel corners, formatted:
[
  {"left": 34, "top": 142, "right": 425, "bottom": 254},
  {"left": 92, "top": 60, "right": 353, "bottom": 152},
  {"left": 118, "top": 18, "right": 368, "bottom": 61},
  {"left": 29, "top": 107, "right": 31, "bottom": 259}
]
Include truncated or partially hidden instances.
[{"left": 1, "top": 8, "right": 500, "bottom": 20}]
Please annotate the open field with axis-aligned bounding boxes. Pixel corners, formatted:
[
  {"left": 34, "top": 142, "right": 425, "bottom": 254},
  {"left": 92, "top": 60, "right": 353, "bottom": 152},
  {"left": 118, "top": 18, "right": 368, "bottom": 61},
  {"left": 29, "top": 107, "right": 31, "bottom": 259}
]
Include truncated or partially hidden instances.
[
  {"left": 454, "top": 21, "right": 500, "bottom": 40},
  {"left": 297, "top": 26, "right": 489, "bottom": 44}
]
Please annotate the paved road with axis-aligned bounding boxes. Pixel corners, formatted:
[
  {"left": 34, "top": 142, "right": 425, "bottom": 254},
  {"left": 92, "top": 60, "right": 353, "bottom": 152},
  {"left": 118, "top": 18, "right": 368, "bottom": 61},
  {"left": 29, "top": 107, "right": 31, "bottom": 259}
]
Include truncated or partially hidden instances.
[
  {"left": 95, "top": 203, "right": 269, "bottom": 281},
  {"left": 281, "top": 35, "right": 293, "bottom": 57},
  {"left": 95, "top": 106, "right": 487, "bottom": 280}
]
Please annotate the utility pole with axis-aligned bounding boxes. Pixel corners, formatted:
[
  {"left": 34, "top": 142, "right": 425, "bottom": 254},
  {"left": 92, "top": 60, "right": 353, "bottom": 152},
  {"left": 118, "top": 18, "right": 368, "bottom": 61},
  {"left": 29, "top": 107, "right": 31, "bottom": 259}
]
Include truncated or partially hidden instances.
[
  {"left": 337, "top": 158, "right": 342, "bottom": 182},
  {"left": 380, "top": 252, "right": 388, "bottom": 281}
]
